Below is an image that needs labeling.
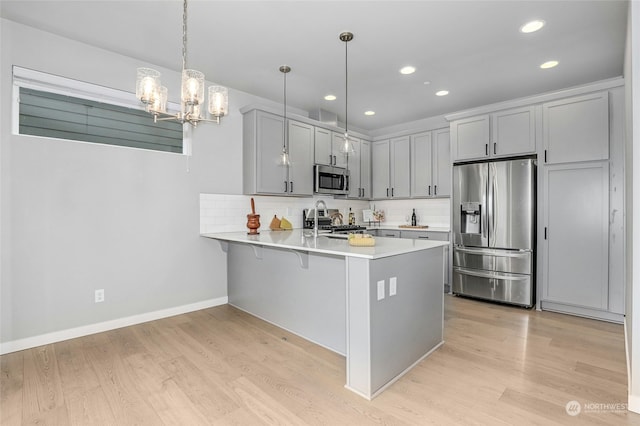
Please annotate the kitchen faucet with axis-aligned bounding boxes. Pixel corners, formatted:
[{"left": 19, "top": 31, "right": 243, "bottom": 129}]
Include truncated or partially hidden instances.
[{"left": 313, "top": 199, "right": 327, "bottom": 238}]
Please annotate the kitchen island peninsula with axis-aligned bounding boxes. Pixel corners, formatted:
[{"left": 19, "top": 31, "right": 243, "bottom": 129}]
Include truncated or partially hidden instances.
[{"left": 201, "top": 229, "right": 447, "bottom": 399}]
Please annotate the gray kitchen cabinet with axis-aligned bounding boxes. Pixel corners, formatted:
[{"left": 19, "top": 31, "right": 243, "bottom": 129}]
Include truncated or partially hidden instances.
[
  {"left": 399, "top": 230, "right": 449, "bottom": 241},
  {"left": 450, "top": 115, "right": 490, "bottom": 161},
  {"left": 243, "top": 109, "right": 313, "bottom": 196},
  {"left": 400, "top": 230, "right": 450, "bottom": 288},
  {"left": 451, "top": 106, "right": 535, "bottom": 162},
  {"left": 410, "top": 128, "right": 451, "bottom": 198},
  {"left": 314, "top": 127, "right": 333, "bottom": 166},
  {"left": 347, "top": 137, "right": 361, "bottom": 198},
  {"left": 315, "top": 127, "right": 349, "bottom": 168},
  {"left": 390, "top": 136, "right": 411, "bottom": 198},
  {"left": 542, "top": 162, "right": 609, "bottom": 311},
  {"left": 332, "top": 132, "right": 349, "bottom": 168},
  {"left": 378, "top": 229, "right": 400, "bottom": 238},
  {"left": 347, "top": 138, "right": 371, "bottom": 199},
  {"left": 243, "top": 109, "right": 287, "bottom": 194},
  {"left": 492, "top": 106, "right": 535, "bottom": 157},
  {"left": 542, "top": 92, "right": 609, "bottom": 164},
  {"left": 360, "top": 141, "right": 372, "bottom": 199},
  {"left": 372, "top": 140, "right": 390, "bottom": 199},
  {"left": 372, "top": 137, "right": 410, "bottom": 199},
  {"left": 287, "top": 120, "right": 314, "bottom": 195}
]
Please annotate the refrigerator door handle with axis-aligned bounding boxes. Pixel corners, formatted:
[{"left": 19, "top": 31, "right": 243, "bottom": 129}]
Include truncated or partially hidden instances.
[
  {"left": 454, "top": 267, "right": 529, "bottom": 281},
  {"left": 488, "top": 163, "right": 497, "bottom": 247}
]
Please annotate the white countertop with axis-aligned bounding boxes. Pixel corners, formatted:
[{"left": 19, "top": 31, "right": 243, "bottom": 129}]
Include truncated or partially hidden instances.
[{"left": 201, "top": 229, "right": 448, "bottom": 260}]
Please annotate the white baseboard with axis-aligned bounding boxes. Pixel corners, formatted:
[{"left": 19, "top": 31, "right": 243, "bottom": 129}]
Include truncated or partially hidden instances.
[
  {"left": 0, "top": 296, "right": 228, "bottom": 355},
  {"left": 629, "top": 394, "right": 640, "bottom": 414}
]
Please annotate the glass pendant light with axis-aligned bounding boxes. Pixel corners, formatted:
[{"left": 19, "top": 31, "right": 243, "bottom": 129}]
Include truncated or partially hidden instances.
[
  {"left": 339, "top": 31, "right": 355, "bottom": 155},
  {"left": 279, "top": 65, "right": 291, "bottom": 166}
]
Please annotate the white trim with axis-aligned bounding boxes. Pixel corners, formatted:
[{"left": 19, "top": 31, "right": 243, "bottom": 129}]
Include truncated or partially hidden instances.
[
  {"left": 445, "top": 77, "right": 624, "bottom": 122},
  {"left": 13, "top": 65, "right": 140, "bottom": 110},
  {"left": 0, "top": 296, "right": 228, "bottom": 355}
]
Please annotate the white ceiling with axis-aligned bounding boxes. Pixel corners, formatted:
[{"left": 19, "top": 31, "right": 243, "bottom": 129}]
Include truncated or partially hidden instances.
[{"left": 0, "top": 0, "right": 629, "bottom": 131}]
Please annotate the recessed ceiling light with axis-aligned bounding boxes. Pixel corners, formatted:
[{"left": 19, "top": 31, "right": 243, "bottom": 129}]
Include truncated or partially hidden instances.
[
  {"left": 364, "top": 111, "right": 375, "bottom": 116},
  {"left": 435, "top": 90, "right": 449, "bottom": 96},
  {"left": 520, "top": 20, "right": 545, "bottom": 33},
  {"left": 423, "top": 81, "right": 431, "bottom": 85},
  {"left": 324, "top": 94, "right": 336, "bottom": 101},
  {"left": 400, "top": 66, "right": 416, "bottom": 75},
  {"left": 540, "top": 60, "right": 559, "bottom": 69}
]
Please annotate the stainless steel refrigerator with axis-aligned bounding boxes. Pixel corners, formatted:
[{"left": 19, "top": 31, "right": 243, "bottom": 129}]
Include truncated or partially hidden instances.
[{"left": 452, "top": 158, "right": 536, "bottom": 307}]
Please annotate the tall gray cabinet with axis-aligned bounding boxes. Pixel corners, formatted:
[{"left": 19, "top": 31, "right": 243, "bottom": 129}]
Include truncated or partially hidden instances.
[{"left": 540, "top": 90, "right": 624, "bottom": 322}]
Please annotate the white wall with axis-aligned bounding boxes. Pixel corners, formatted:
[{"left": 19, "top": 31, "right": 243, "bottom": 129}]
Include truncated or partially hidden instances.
[
  {"left": 0, "top": 19, "right": 278, "bottom": 352},
  {"left": 625, "top": 0, "right": 640, "bottom": 414}
]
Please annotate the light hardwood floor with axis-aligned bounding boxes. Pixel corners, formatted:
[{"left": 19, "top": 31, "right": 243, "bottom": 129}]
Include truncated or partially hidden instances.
[{"left": 2, "top": 295, "right": 639, "bottom": 425}]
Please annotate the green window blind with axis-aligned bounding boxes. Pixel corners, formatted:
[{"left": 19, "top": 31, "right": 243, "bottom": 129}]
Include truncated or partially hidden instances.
[{"left": 19, "top": 87, "right": 183, "bottom": 153}]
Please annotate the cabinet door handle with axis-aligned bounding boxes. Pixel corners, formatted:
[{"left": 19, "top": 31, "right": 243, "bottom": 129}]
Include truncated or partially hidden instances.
[
  {"left": 329, "top": 154, "right": 333, "bottom": 165},
  {"left": 428, "top": 186, "right": 431, "bottom": 196},
  {"left": 544, "top": 149, "right": 547, "bottom": 163},
  {"left": 493, "top": 143, "right": 497, "bottom": 155},
  {"left": 387, "top": 188, "right": 389, "bottom": 197},
  {"left": 392, "top": 188, "right": 394, "bottom": 197},
  {"left": 485, "top": 144, "right": 488, "bottom": 156},
  {"left": 418, "top": 236, "right": 430, "bottom": 239},
  {"left": 544, "top": 227, "right": 548, "bottom": 240},
  {"left": 434, "top": 185, "right": 437, "bottom": 195},
  {"left": 333, "top": 155, "right": 337, "bottom": 165},
  {"left": 284, "top": 181, "right": 288, "bottom": 193},
  {"left": 290, "top": 181, "right": 293, "bottom": 193}
]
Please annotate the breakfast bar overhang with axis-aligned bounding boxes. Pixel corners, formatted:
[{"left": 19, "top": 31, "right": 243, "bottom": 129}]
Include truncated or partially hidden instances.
[{"left": 202, "top": 230, "right": 447, "bottom": 399}]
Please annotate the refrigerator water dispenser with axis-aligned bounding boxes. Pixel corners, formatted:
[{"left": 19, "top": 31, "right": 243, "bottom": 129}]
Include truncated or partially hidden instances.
[{"left": 460, "top": 202, "right": 481, "bottom": 234}]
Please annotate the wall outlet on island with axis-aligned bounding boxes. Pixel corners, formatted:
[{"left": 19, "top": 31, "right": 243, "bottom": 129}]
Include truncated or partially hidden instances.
[{"left": 94, "top": 289, "right": 105, "bottom": 303}]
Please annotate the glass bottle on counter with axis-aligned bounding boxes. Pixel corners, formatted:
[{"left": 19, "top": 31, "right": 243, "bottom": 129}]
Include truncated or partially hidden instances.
[
  {"left": 411, "top": 209, "right": 417, "bottom": 226},
  {"left": 349, "top": 207, "right": 355, "bottom": 225}
]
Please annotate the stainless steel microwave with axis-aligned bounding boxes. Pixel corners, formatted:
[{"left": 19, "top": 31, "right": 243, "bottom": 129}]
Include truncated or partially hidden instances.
[{"left": 314, "top": 164, "right": 349, "bottom": 195}]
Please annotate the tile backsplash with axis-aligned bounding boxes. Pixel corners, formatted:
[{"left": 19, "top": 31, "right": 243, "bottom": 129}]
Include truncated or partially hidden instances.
[{"left": 200, "top": 194, "right": 450, "bottom": 234}]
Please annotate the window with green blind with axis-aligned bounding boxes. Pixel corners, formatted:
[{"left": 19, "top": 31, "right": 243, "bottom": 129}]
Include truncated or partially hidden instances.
[{"left": 18, "top": 87, "right": 183, "bottom": 153}]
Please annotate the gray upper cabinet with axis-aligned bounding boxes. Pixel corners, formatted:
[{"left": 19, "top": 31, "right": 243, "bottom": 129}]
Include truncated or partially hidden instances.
[
  {"left": 451, "top": 107, "right": 536, "bottom": 162},
  {"left": 315, "top": 127, "right": 348, "bottom": 167},
  {"left": 410, "top": 131, "right": 433, "bottom": 197},
  {"left": 492, "top": 106, "right": 535, "bottom": 157},
  {"left": 314, "top": 127, "right": 333, "bottom": 166},
  {"left": 450, "top": 115, "right": 490, "bottom": 161},
  {"left": 390, "top": 136, "right": 411, "bottom": 198},
  {"left": 243, "top": 109, "right": 287, "bottom": 195},
  {"left": 372, "top": 140, "right": 390, "bottom": 199},
  {"left": 542, "top": 92, "right": 609, "bottom": 164},
  {"left": 331, "top": 132, "right": 349, "bottom": 168},
  {"left": 287, "top": 120, "right": 314, "bottom": 195},
  {"left": 243, "top": 109, "right": 313, "bottom": 196},
  {"left": 434, "top": 129, "right": 451, "bottom": 197},
  {"left": 360, "top": 141, "right": 372, "bottom": 199},
  {"left": 347, "top": 138, "right": 370, "bottom": 199},
  {"left": 373, "top": 137, "right": 410, "bottom": 199},
  {"left": 410, "top": 128, "right": 451, "bottom": 198},
  {"left": 347, "top": 137, "right": 361, "bottom": 198}
]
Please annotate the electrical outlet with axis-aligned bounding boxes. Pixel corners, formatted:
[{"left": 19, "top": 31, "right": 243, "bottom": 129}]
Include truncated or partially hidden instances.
[
  {"left": 390, "top": 277, "right": 397, "bottom": 296},
  {"left": 377, "top": 280, "right": 385, "bottom": 301},
  {"left": 95, "top": 289, "right": 104, "bottom": 303}
]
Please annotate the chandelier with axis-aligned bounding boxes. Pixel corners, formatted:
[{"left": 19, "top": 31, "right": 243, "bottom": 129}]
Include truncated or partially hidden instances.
[{"left": 135, "top": 0, "right": 228, "bottom": 126}]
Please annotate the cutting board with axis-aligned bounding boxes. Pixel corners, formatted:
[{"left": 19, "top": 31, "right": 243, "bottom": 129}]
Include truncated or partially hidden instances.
[{"left": 398, "top": 225, "right": 429, "bottom": 229}]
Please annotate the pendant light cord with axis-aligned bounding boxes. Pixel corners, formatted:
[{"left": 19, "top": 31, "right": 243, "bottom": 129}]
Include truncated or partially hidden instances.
[
  {"left": 283, "top": 69, "right": 287, "bottom": 152},
  {"left": 344, "top": 36, "right": 348, "bottom": 136},
  {"left": 182, "top": 0, "right": 188, "bottom": 71}
]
